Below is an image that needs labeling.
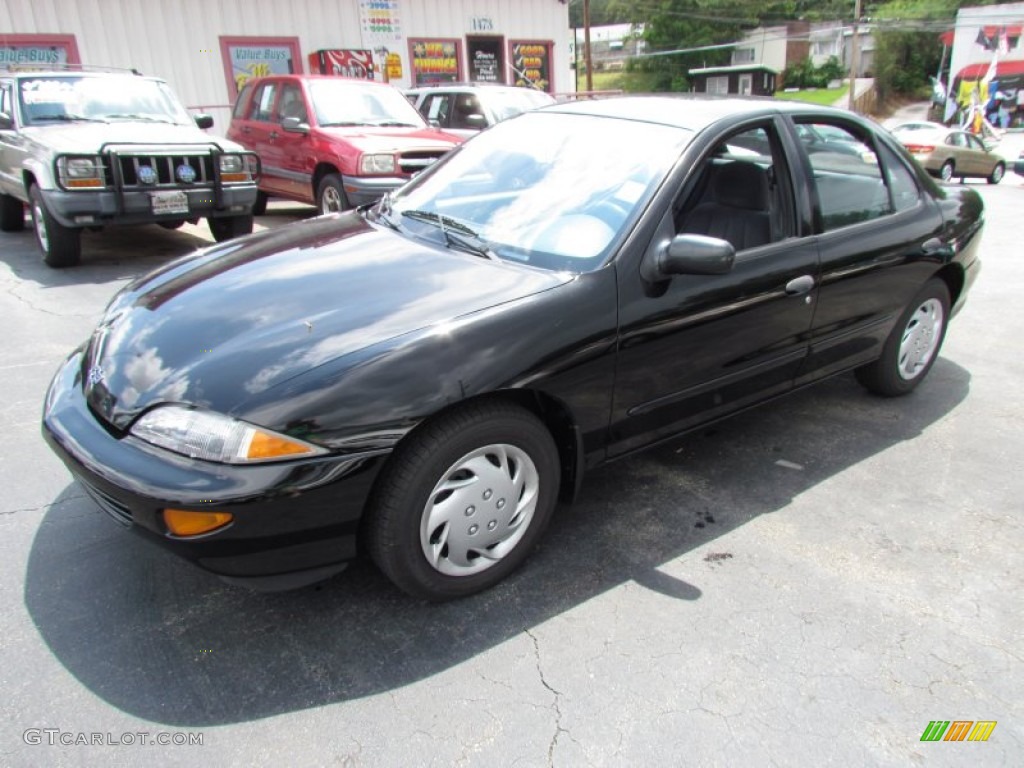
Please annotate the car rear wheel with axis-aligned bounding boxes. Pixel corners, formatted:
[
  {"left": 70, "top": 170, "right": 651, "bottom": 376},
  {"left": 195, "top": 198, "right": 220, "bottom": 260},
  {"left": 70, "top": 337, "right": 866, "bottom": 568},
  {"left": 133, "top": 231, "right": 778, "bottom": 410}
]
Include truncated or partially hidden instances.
[
  {"left": 29, "top": 185, "right": 80, "bottom": 268},
  {"left": 157, "top": 219, "right": 185, "bottom": 230},
  {"left": 365, "top": 400, "right": 560, "bottom": 600},
  {"left": 0, "top": 193, "right": 25, "bottom": 232},
  {"left": 988, "top": 162, "right": 1005, "bottom": 184},
  {"left": 316, "top": 174, "right": 348, "bottom": 215},
  {"left": 208, "top": 214, "right": 254, "bottom": 242},
  {"left": 855, "top": 278, "right": 950, "bottom": 397},
  {"left": 939, "top": 160, "right": 955, "bottom": 183}
]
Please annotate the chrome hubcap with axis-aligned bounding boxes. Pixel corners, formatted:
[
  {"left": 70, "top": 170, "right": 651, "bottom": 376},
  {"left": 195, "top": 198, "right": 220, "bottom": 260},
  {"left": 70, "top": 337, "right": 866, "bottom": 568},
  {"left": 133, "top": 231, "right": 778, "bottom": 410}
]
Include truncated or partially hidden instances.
[
  {"left": 320, "top": 186, "right": 343, "bottom": 214},
  {"left": 898, "top": 298, "right": 944, "bottom": 380},
  {"left": 32, "top": 201, "right": 49, "bottom": 253},
  {"left": 941, "top": 164, "right": 953, "bottom": 182},
  {"left": 420, "top": 444, "right": 540, "bottom": 577}
]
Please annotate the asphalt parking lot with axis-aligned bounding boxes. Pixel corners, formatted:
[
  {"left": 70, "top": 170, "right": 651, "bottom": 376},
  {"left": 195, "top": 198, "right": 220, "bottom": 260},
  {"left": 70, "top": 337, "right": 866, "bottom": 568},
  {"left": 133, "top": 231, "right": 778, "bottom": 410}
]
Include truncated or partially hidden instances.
[{"left": 2, "top": 167, "right": 1022, "bottom": 766}]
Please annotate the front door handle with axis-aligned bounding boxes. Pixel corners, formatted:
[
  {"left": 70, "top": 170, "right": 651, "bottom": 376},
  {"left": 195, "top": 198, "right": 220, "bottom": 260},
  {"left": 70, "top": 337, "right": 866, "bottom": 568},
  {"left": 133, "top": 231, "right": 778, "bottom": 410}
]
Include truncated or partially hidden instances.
[
  {"left": 785, "top": 275, "right": 815, "bottom": 296},
  {"left": 922, "top": 237, "right": 951, "bottom": 256},
  {"left": 269, "top": 130, "right": 279, "bottom": 140}
]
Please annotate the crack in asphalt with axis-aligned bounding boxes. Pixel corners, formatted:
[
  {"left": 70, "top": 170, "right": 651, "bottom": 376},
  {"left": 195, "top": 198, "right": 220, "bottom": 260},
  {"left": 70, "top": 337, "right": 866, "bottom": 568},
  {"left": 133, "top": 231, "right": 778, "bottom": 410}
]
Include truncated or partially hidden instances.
[
  {"left": 0, "top": 493, "right": 87, "bottom": 516},
  {"left": 525, "top": 629, "right": 571, "bottom": 767}
]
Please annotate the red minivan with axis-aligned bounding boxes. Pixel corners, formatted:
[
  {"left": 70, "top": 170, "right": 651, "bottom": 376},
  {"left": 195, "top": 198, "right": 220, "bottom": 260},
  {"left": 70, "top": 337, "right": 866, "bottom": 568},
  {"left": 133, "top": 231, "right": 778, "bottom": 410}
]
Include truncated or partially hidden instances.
[{"left": 227, "top": 75, "right": 462, "bottom": 214}]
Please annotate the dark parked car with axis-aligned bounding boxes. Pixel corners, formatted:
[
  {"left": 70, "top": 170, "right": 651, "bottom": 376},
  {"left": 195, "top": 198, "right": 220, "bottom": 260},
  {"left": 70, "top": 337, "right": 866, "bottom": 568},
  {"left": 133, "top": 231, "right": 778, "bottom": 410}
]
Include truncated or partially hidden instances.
[
  {"left": 43, "top": 97, "right": 983, "bottom": 599},
  {"left": 1014, "top": 150, "right": 1024, "bottom": 178}
]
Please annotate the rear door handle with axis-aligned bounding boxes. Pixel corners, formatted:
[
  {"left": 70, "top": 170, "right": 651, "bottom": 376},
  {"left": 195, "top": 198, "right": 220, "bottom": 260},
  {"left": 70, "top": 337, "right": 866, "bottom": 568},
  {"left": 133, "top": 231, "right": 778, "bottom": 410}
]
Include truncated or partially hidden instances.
[{"left": 785, "top": 275, "right": 815, "bottom": 296}]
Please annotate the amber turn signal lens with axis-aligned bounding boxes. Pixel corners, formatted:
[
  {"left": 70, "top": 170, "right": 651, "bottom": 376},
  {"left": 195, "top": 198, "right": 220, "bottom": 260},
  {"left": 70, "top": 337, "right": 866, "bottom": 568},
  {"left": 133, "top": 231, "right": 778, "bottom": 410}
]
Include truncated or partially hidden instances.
[
  {"left": 220, "top": 173, "right": 249, "bottom": 182},
  {"left": 66, "top": 178, "right": 104, "bottom": 188},
  {"left": 246, "top": 431, "right": 315, "bottom": 460},
  {"left": 163, "top": 508, "right": 233, "bottom": 536}
]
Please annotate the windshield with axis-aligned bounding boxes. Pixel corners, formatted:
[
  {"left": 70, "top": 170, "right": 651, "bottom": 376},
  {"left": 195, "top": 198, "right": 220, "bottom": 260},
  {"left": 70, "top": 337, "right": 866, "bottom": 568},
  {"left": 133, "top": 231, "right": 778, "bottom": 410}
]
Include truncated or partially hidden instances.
[
  {"left": 386, "top": 111, "right": 692, "bottom": 272},
  {"left": 308, "top": 80, "right": 427, "bottom": 127},
  {"left": 18, "top": 76, "right": 193, "bottom": 126}
]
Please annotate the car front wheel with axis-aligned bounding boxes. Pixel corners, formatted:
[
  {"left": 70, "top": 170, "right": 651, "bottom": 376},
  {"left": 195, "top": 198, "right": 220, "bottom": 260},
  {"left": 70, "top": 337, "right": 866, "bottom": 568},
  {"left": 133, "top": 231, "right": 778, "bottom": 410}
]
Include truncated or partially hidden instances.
[
  {"left": 988, "top": 162, "right": 1005, "bottom": 184},
  {"left": 855, "top": 278, "right": 950, "bottom": 397},
  {"left": 208, "top": 214, "right": 254, "bottom": 242},
  {"left": 316, "top": 174, "right": 348, "bottom": 215},
  {"left": 29, "top": 185, "right": 80, "bottom": 267},
  {"left": 366, "top": 401, "right": 560, "bottom": 600}
]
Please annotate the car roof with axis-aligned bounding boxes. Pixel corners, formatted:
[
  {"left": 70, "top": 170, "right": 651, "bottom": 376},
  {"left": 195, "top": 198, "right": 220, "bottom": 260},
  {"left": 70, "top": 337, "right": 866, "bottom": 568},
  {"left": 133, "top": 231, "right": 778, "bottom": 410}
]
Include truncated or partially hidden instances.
[
  {"left": 242, "top": 74, "right": 395, "bottom": 90},
  {"left": 544, "top": 95, "right": 859, "bottom": 131},
  {"left": 5, "top": 69, "right": 165, "bottom": 84},
  {"left": 406, "top": 82, "right": 544, "bottom": 92}
]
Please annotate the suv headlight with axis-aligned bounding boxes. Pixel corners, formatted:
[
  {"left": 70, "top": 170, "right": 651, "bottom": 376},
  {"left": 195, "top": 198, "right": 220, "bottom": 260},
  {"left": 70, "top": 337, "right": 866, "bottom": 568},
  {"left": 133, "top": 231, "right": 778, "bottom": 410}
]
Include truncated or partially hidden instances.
[
  {"left": 219, "top": 153, "right": 259, "bottom": 182},
  {"left": 360, "top": 153, "right": 396, "bottom": 175},
  {"left": 130, "top": 406, "right": 326, "bottom": 464},
  {"left": 57, "top": 156, "right": 106, "bottom": 189}
]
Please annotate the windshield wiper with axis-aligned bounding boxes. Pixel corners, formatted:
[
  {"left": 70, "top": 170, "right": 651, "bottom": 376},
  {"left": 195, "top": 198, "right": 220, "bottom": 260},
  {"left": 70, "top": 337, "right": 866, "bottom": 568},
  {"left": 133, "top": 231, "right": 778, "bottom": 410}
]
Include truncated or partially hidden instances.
[
  {"left": 370, "top": 120, "right": 419, "bottom": 127},
  {"left": 370, "top": 192, "right": 400, "bottom": 231},
  {"left": 319, "top": 121, "right": 371, "bottom": 127},
  {"left": 400, "top": 210, "right": 497, "bottom": 260},
  {"left": 31, "top": 113, "right": 107, "bottom": 123}
]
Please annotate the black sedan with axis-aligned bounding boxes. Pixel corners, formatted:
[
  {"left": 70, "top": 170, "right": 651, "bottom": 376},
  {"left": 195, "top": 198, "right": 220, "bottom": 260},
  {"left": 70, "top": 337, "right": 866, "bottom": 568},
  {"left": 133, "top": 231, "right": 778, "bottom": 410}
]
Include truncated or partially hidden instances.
[{"left": 43, "top": 97, "right": 983, "bottom": 600}]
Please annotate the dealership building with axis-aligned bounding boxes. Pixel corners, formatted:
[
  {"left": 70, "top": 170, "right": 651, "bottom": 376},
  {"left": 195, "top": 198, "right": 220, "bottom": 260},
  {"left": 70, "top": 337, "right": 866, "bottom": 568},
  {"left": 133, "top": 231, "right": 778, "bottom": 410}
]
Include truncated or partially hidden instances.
[{"left": 1, "top": 0, "right": 571, "bottom": 129}]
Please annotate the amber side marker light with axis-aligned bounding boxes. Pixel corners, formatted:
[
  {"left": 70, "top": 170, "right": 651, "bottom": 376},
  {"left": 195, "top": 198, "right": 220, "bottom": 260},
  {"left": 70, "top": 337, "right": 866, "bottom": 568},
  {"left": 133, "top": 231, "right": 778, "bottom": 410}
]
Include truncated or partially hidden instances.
[
  {"left": 220, "top": 173, "right": 249, "bottom": 182},
  {"left": 163, "top": 508, "right": 234, "bottom": 537}
]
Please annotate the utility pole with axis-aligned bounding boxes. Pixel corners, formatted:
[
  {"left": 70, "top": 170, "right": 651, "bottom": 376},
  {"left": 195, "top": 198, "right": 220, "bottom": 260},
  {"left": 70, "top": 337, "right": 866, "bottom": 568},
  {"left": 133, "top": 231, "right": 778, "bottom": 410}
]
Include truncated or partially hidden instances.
[
  {"left": 584, "top": 0, "right": 594, "bottom": 94},
  {"left": 848, "top": 0, "right": 862, "bottom": 112}
]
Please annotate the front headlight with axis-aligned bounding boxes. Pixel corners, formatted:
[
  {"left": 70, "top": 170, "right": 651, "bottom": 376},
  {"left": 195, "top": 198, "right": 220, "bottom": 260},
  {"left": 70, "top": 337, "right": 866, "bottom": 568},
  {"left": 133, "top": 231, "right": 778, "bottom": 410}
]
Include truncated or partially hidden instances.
[
  {"left": 57, "top": 156, "right": 105, "bottom": 189},
  {"left": 130, "top": 406, "right": 326, "bottom": 464},
  {"left": 360, "top": 153, "right": 396, "bottom": 175},
  {"left": 219, "top": 153, "right": 259, "bottom": 182}
]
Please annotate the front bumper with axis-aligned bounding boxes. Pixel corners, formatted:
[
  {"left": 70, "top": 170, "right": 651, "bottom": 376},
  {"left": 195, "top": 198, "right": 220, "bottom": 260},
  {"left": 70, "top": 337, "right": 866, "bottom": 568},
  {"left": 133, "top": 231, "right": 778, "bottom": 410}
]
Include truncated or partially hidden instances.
[
  {"left": 41, "top": 350, "right": 387, "bottom": 589},
  {"left": 41, "top": 185, "right": 258, "bottom": 228},
  {"left": 340, "top": 174, "right": 406, "bottom": 207}
]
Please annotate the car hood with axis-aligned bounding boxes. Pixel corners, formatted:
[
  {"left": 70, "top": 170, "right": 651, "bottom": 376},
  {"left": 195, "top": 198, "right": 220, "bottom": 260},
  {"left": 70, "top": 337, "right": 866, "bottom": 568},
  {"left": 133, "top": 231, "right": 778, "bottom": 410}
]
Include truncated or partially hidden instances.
[
  {"left": 83, "top": 213, "right": 569, "bottom": 431},
  {"left": 315, "top": 126, "right": 461, "bottom": 153},
  {"left": 23, "top": 122, "right": 245, "bottom": 153}
]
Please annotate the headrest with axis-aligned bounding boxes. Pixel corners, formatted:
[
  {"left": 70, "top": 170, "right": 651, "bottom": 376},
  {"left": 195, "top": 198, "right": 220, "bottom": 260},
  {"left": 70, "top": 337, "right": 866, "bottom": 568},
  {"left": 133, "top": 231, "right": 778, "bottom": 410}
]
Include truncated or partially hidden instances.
[{"left": 711, "top": 161, "right": 770, "bottom": 211}]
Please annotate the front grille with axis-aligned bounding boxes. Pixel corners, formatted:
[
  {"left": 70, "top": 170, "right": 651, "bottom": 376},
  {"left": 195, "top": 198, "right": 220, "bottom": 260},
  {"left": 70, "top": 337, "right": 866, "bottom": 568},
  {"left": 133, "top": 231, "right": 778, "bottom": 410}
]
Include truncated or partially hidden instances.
[
  {"left": 114, "top": 153, "right": 216, "bottom": 189},
  {"left": 80, "top": 480, "right": 133, "bottom": 527},
  {"left": 399, "top": 150, "right": 447, "bottom": 176}
]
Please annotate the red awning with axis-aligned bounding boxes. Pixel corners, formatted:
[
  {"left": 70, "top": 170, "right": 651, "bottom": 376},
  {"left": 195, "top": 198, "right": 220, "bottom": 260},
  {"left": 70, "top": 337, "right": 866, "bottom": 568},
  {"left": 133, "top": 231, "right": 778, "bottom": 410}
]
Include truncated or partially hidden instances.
[
  {"left": 981, "top": 24, "right": 1023, "bottom": 37},
  {"left": 956, "top": 58, "right": 1024, "bottom": 80}
]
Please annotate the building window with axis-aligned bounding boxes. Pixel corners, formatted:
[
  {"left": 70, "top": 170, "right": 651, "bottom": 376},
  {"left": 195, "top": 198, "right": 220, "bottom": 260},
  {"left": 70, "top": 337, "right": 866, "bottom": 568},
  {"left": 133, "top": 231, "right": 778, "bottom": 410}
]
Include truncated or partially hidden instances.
[
  {"left": 732, "top": 47, "right": 755, "bottom": 64},
  {"left": 707, "top": 76, "right": 729, "bottom": 95},
  {"left": 812, "top": 40, "right": 839, "bottom": 57}
]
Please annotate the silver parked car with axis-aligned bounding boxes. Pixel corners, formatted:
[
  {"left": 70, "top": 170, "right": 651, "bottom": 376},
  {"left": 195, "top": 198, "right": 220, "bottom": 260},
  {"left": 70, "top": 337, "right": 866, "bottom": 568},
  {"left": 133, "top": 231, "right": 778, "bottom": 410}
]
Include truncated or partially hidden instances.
[{"left": 405, "top": 83, "right": 555, "bottom": 138}]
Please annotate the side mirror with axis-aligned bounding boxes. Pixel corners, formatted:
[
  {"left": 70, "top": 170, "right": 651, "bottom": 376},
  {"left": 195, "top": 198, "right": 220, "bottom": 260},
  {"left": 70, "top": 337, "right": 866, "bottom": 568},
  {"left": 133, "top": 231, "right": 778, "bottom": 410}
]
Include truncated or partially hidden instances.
[
  {"left": 281, "top": 116, "right": 310, "bottom": 134},
  {"left": 428, "top": 118, "right": 441, "bottom": 129},
  {"left": 465, "top": 113, "right": 487, "bottom": 127},
  {"left": 640, "top": 234, "right": 735, "bottom": 283},
  {"left": 0, "top": 112, "right": 13, "bottom": 130},
  {"left": 194, "top": 114, "right": 214, "bottom": 129}
]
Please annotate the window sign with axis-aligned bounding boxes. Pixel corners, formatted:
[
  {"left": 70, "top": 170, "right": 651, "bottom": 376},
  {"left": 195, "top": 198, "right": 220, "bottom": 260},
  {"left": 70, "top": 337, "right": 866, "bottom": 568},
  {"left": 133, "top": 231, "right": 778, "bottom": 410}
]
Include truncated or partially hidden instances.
[
  {"left": 467, "top": 37, "right": 504, "bottom": 84},
  {"left": 510, "top": 41, "right": 553, "bottom": 93},
  {"left": 219, "top": 36, "right": 302, "bottom": 99},
  {"left": 0, "top": 35, "right": 80, "bottom": 72},
  {"left": 410, "top": 39, "right": 461, "bottom": 85}
]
